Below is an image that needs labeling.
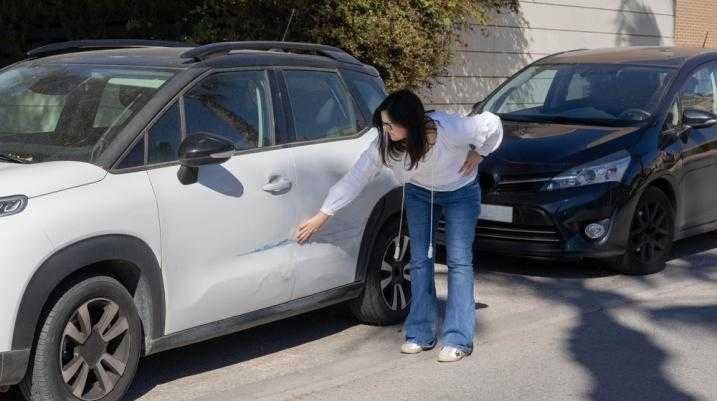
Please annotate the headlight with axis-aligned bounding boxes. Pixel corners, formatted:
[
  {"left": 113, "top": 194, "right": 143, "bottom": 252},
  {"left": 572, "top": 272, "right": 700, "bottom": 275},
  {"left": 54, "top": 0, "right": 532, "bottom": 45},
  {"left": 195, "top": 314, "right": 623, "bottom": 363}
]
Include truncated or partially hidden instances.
[
  {"left": 0, "top": 195, "right": 28, "bottom": 217},
  {"left": 542, "top": 151, "right": 632, "bottom": 191}
]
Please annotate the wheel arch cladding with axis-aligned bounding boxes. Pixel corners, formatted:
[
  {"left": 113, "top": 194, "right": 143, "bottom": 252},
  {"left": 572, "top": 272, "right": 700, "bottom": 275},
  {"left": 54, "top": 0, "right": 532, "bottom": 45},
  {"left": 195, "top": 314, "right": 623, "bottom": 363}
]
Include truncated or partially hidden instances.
[
  {"left": 647, "top": 177, "right": 677, "bottom": 211},
  {"left": 12, "top": 235, "right": 165, "bottom": 354}
]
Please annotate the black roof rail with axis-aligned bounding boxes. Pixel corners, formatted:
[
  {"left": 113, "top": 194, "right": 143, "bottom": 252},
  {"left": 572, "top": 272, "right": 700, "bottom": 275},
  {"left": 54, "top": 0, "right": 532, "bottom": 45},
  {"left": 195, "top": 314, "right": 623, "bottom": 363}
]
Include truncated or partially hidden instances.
[
  {"left": 181, "top": 41, "right": 362, "bottom": 65},
  {"left": 27, "top": 39, "right": 196, "bottom": 59}
]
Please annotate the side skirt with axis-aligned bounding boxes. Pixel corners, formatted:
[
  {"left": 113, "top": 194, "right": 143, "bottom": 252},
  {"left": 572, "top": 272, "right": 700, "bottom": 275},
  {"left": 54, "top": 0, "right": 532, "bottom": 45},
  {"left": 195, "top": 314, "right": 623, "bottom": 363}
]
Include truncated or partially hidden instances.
[{"left": 146, "top": 282, "right": 364, "bottom": 355}]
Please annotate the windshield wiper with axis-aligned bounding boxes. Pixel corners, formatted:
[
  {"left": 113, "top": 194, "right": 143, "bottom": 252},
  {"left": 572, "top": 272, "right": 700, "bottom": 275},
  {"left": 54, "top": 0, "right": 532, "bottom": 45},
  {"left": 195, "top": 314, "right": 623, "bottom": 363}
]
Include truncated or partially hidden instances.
[{"left": 0, "top": 153, "right": 33, "bottom": 164}]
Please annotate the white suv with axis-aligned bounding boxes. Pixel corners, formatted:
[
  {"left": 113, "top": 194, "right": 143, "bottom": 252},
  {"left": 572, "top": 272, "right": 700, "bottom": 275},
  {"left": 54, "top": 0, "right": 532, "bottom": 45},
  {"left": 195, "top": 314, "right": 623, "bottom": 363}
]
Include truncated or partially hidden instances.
[{"left": 0, "top": 40, "right": 410, "bottom": 401}]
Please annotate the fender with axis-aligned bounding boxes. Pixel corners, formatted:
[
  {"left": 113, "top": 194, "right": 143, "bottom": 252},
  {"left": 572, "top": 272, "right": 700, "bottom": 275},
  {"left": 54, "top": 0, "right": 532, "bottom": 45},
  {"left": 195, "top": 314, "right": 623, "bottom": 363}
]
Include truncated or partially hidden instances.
[
  {"left": 642, "top": 174, "right": 683, "bottom": 237},
  {"left": 355, "top": 187, "right": 403, "bottom": 283},
  {"left": 12, "top": 235, "right": 165, "bottom": 353}
]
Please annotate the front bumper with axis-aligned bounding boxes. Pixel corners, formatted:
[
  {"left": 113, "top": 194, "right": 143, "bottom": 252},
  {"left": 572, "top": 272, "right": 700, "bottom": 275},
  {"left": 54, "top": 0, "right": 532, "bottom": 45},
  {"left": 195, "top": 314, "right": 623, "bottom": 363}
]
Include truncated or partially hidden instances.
[
  {"left": 0, "top": 349, "right": 29, "bottom": 386},
  {"left": 438, "top": 182, "right": 639, "bottom": 260}
]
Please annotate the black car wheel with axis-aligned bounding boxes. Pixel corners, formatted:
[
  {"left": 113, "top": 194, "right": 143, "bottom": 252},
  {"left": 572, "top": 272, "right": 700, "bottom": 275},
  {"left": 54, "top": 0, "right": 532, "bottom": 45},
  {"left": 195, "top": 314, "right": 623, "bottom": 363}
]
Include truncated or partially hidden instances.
[
  {"left": 349, "top": 219, "right": 411, "bottom": 325},
  {"left": 610, "top": 187, "right": 674, "bottom": 275},
  {"left": 20, "top": 276, "right": 142, "bottom": 401}
]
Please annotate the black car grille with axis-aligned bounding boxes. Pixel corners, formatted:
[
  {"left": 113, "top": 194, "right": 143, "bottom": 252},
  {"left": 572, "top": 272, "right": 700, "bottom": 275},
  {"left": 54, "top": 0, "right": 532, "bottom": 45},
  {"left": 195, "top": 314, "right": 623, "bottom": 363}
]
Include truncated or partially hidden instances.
[
  {"left": 437, "top": 219, "right": 563, "bottom": 244},
  {"left": 475, "top": 220, "right": 561, "bottom": 243}
]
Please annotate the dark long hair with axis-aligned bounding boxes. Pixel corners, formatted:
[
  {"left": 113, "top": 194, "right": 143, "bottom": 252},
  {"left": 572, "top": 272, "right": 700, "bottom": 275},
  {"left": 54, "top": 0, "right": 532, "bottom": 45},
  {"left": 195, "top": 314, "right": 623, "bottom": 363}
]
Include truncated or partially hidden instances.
[{"left": 372, "top": 89, "right": 435, "bottom": 170}]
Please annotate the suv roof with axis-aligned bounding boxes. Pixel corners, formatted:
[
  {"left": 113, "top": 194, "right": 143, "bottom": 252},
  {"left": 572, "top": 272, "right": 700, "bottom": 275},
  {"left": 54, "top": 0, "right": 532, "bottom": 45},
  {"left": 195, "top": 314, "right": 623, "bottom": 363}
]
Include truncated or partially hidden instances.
[
  {"left": 538, "top": 46, "right": 717, "bottom": 68},
  {"left": 23, "top": 40, "right": 379, "bottom": 75}
]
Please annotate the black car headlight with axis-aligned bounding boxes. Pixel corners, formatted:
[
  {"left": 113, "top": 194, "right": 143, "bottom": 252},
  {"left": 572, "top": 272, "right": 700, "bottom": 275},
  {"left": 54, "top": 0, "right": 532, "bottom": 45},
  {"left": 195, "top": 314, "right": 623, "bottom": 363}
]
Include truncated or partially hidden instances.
[
  {"left": 0, "top": 195, "right": 28, "bottom": 217},
  {"left": 542, "top": 151, "right": 632, "bottom": 191}
]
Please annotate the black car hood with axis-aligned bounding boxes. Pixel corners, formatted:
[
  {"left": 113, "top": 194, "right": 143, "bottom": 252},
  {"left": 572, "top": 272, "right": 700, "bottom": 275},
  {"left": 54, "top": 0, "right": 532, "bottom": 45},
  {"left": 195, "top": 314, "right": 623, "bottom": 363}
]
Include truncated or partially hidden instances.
[{"left": 481, "top": 120, "right": 644, "bottom": 177}]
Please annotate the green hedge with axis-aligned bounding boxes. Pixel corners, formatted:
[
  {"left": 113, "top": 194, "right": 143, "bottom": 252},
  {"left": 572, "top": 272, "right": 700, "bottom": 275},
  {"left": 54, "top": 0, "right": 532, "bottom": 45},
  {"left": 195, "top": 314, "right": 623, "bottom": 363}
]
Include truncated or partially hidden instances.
[{"left": 0, "top": 0, "right": 519, "bottom": 89}]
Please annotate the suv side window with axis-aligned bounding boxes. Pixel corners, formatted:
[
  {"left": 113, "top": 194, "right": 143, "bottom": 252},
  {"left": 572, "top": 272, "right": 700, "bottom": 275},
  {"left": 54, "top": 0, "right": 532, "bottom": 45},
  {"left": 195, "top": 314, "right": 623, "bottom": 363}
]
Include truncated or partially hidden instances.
[
  {"left": 184, "top": 70, "right": 272, "bottom": 150},
  {"left": 148, "top": 102, "right": 181, "bottom": 164},
  {"left": 284, "top": 70, "right": 357, "bottom": 142},
  {"left": 340, "top": 69, "right": 386, "bottom": 124},
  {"left": 116, "top": 135, "right": 145, "bottom": 169},
  {"left": 680, "top": 64, "right": 717, "bottom": 114}
]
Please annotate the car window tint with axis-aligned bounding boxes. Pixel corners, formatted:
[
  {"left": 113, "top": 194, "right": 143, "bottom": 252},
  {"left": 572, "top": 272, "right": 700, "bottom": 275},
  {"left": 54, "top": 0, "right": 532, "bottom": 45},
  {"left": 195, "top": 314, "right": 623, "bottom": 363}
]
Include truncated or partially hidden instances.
[
  {"left": 498, "top": 68, "right": 557, "bottom": 113},
  {"left": 0, "top": 69, "right": 65, "bottom": 132},
  {"left": 94, "top": 78, "right": 164, "bottom": 128},
  {"left": 117, "top": 135, "right": 145, "bottom": 169},
  {"left": 663, "top": 100, "right": 681, "bottom": 131},
  {"left": 565, "top": 73, "right": 590, "bottom": 101},
  {"left": 681, "top": 65, "right": 717, "bottom": 114},
  {"left": 148, "top": 102, "right": 181, "bottom": 164},
  {"left": 284, "top": 70, "right": 357, "bottom": 142},
  {"left": 340, "top": 69, "right": 386, "bottom": 121},
  {"left": 184, "top": 71, "right": 272, "bottom": 150}
]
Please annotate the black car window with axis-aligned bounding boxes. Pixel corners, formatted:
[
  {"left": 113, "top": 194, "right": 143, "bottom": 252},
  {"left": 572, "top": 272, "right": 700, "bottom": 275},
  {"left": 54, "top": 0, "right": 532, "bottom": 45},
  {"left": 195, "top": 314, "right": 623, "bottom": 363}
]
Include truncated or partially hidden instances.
[
  {"left": 284, "top": 70, "right": 357, "bottom": 142},
  {"left": 340, "top": 69, "right": 386, "bottom": 123},
  {"left": 663, "top": 100, "right": 682, "bottom": 132},
  {"left": 184, "top": 70, "right": 272, "bottom": 150},
  {"left": 490, "top": 67, "right": 558, "bottom": 114},
  {"left": 680, "top": 65, "right": 717, "bottom": 115},
  {"left": 484, "top": 64, "right": 675, "bottom": 125},
  {"left": 148, "top": 102, "right": 181, "bottom": 164},
  {"left": 116, "top": 135, "right": 145, "bottom": 169}
]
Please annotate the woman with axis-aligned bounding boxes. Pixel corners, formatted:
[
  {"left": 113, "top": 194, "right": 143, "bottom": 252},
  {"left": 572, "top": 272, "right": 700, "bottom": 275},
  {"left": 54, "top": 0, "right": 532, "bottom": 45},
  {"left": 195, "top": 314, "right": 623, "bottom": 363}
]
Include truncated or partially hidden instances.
[{"left": 295, "top": 89, "right": 503, "bottom": 362}]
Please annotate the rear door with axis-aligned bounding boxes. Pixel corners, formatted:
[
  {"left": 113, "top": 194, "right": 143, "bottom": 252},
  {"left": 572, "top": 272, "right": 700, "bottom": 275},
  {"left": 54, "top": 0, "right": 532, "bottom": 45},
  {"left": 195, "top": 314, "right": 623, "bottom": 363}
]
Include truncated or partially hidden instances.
[{"left": 279, "top": 67, "right": 394, "bottom": 299}]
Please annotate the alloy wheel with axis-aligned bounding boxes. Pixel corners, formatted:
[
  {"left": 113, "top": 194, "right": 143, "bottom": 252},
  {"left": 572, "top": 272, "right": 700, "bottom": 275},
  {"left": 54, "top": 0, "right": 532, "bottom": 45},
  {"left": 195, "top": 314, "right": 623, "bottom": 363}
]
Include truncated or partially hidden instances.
[
  {"left": 380, "top": 235, "right": 412, "bottom": 311},
  {"left": 59, "top": 298, "right": 131, "bottom": 401}
]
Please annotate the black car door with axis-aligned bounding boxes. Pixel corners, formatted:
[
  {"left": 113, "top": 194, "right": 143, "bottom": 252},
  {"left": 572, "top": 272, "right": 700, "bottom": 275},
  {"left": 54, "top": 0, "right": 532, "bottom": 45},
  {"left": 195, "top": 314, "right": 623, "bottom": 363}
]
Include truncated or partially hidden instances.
[{"left": 677, "top": 62, "right": 717, "bottom": 229}]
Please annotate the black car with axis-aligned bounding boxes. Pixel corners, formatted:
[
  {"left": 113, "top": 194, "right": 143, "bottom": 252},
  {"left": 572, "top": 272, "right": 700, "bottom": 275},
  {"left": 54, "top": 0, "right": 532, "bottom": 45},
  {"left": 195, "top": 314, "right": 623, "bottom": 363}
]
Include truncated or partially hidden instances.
[{"left": 459, "top": 46, "right": 717, "bottom": 275}]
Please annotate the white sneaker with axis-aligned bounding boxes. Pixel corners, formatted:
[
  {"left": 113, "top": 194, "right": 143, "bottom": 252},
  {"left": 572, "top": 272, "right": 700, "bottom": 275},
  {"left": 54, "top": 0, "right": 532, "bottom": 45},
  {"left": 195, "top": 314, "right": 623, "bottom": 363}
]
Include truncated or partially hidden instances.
[
  {"left": 437, "top": 346, "right": 471, "bottom": 362},
  {"left": 401, "top": 341, "right": 435, "bottom": 354}
]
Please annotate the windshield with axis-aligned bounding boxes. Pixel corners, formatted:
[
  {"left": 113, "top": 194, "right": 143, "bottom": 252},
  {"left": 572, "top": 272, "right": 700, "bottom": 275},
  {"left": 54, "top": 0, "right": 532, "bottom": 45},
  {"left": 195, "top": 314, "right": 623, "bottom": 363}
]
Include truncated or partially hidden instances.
[
  {"left": 483, "top": 63, "right": 676, "bottom": 126},
  {"left": 0, "top": 63, "right": 176, "bottom": 164}
]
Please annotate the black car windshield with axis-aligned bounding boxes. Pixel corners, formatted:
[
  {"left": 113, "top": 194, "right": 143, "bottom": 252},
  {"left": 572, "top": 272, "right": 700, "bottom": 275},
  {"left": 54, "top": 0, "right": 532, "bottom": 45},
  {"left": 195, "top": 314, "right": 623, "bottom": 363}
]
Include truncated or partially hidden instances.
[
  {"left": 0, "top": 63, "right": 176, "bottom": 164},
  {"left": 482, "top": 63, "right": 676, "bottom": 126}
]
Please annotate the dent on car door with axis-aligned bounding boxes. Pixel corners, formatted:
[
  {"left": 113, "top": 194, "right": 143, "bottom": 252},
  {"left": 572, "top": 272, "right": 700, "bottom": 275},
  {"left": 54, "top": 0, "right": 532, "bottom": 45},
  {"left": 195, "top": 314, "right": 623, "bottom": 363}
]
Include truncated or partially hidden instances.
[
  {"left": 146, "top": 69, "right": 301, "bottom": 334},
  {"left": 283, "top": 69, "right": 394, "bottom": 299},
  {"left": 677, "top": 63, "right": 717, "bottom": 229}
]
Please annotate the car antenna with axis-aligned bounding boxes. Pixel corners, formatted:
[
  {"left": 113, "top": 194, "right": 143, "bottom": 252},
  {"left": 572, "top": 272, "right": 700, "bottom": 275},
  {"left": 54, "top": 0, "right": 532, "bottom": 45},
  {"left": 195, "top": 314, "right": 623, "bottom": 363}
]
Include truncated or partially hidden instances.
[
  {"left": 282, "top": 9, "right": 296, "bottom": 42},
  {"left": 703, "top": 31, "right": 710, "bottom": 48}
]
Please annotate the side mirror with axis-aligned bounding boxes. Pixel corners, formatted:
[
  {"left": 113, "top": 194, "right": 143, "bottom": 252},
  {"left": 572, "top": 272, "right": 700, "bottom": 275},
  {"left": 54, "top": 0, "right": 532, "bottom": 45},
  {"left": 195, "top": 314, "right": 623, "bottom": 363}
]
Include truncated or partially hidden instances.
[
  {"left": 177, "top": 132, "right": 235, "bottom": 185},
  {"left": 468, "top": 100, "right": 483, "bottom": 116},
  {"left": 683, "top": 108, "right": 717, "bottom": 129}
]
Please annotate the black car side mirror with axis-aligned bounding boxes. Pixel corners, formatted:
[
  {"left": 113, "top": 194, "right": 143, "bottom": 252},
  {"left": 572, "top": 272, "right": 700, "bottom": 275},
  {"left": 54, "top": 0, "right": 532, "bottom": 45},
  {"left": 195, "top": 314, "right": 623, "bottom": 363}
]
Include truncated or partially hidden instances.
[
  {"left": 177, "top": 132, "right": 235, "bottom": 185},
  {"left": 468, "top": 100, "right": 483, "bottom": 116},
  {"left": 683, "top": 108, "right": 717, "bottom": 129}
]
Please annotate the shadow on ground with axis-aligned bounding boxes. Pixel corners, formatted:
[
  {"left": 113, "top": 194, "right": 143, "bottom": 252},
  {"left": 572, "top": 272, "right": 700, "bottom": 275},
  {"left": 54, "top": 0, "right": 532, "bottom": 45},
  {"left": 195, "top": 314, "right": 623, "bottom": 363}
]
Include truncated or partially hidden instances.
[{"left": 2, "top": 233, "right": 715, "bottom": 401}]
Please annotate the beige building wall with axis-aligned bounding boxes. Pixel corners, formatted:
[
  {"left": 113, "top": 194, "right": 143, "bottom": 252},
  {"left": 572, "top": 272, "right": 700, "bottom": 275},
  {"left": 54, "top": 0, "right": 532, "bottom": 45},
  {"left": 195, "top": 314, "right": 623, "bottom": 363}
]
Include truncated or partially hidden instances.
[
  {"left": 423, "top": 0, "right": 676, "bottom": 113},
  {"left": 675, "top": 0, "right": 717, "bottom": 47}
]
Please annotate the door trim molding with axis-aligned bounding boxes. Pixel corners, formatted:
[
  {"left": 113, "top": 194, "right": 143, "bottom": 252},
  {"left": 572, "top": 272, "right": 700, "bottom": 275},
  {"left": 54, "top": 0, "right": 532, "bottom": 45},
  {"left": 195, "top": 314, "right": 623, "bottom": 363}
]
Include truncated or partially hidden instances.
[{"left": 146, "top": 282, "right": 363, "bottom": 355}]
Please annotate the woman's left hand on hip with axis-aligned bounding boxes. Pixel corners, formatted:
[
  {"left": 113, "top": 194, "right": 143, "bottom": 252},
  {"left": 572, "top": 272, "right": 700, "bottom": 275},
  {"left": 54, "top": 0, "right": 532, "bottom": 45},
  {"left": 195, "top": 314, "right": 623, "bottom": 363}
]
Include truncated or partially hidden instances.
[{"left": 459, "top": 150, "right": 483, "bottom": 176}]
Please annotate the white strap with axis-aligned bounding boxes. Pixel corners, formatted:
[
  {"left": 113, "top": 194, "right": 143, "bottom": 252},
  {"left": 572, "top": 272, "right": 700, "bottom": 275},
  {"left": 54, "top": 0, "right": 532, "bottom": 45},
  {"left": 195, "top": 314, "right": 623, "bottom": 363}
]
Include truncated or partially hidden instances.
[
  {"left": 394, "top": 183, "right": 406, "bottom": 261},
  {"left": 427, "top": 156, "right": 435, "bottom": 259}
]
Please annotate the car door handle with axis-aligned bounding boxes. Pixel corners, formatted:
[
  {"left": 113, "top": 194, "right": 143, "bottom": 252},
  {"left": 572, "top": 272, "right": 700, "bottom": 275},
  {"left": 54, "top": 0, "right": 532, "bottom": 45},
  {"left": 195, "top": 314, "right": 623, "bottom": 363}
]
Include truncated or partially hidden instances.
[{"left": 262, "top": 176, "right": 292, "bottom": 193}]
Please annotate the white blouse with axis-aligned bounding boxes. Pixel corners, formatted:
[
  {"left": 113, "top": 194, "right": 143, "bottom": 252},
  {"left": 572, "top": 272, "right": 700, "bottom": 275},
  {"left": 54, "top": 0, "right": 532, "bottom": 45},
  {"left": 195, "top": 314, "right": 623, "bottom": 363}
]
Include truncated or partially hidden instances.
[{"left": 319, "top": 110, "right": 503, "bottom": 216}]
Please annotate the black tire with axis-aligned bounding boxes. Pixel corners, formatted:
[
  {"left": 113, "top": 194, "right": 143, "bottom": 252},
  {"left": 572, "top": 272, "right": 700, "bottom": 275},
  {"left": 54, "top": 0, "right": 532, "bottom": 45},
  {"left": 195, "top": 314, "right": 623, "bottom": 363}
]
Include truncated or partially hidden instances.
[
  {"left": 610, "top": 187, "right": 674, "bottom": 275},
  {"left": 349, "top": 218, "right": 412, "bottom": 325},
  {"left": 20, "top": 276, "right": 142, "bottom": 401}
]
